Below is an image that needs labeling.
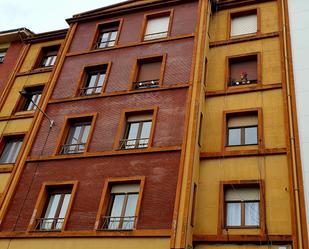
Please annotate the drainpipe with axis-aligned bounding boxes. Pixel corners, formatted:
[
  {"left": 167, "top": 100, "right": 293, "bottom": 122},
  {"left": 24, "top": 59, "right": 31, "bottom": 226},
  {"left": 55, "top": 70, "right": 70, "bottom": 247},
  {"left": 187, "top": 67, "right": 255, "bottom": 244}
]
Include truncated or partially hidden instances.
[{"left": 281, "top": 0, "right": 304, "bottom": 248}]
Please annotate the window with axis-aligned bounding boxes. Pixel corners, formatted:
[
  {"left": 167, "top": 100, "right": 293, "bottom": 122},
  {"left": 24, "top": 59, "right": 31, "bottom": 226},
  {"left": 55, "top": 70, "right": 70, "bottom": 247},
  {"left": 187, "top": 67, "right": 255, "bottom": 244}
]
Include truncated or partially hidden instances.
[
  {"left": 230, "top": 10, "right": 257, "bottom": 37},
  {"left": 34, "top": 188, "right": 72, "bottom": 231},
  {"left": 144, "top": 14, "right": 170, "bottom": 41},
  {"left": 120, "top": 114, "right": 153, "bottom": 149},
  {"left": 60, "top": 117, "right": 92, "bottom": 154},
  {"left": 0, "top": 49, "right": 7, "bottom": 63},
  {"left": 227, "top": 113, "right": 258, "bottom": 146},
  {"left": 80, "top": 65, "right": 107, "bottom": 96},
  {"left": 0, "top": 136, "right": 23, "bottom": 164},
  {"left": 18, "top": 85, "right": 44, "bottom": 111},
  {"left": 38, "top": 45, "right": 60, "bottom": 68},
  {"left": 225, "top": 186, "right": 260, "bottom": 228},
  {"left": 191, "top": 183, "right": 197, "bottom": 226},
  {"left": 95, "top": 21, "right": 120, "bottom": 49},
  {"left": 133, "top": 57, "right": 162, "bottom": 90},
  {"left": 228, "top": 55, "right": 258, "bottom": 86},
  {"left": 101, "top": 183, "right": 140, "bottom": 230}
]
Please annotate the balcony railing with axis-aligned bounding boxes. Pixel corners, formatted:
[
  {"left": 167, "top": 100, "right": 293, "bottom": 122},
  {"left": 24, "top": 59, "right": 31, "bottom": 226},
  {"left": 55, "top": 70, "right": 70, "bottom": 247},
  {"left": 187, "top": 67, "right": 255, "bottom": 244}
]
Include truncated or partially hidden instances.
[
  {"left": 99, "top": 216, "right": 137, "bottom": 231},
  {"left": 229, "top": 78, "right": 258, "bottom": 86},
  {"left": 133, "top": 79, "right": 160, "bottom": 90},
  {"left": 119, "top": 138, "right": 149, "bottom": 150},
  {"left": 60, "top": 143, "right": 86, "bottom": 154},
  {"left": 144, "top": 31, "right": 168, "bottom": 41},
  {"left": 95, "top": 40, "right": 116, "bottom": 49},
  {"left": 34, "top": 218, "right": 64, "bottom": 231},
  {"left": 79, "top": 86, "right": 102, "bottom": 96},
  {"left": 0, "top": 56, "right": 4, "bottom": 63}
]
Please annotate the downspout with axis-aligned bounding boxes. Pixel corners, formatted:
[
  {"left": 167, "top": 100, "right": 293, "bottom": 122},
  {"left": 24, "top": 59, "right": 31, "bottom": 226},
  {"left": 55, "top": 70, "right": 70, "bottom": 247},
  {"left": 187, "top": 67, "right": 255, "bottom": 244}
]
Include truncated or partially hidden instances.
[{"left": 281, "top": 0, "right": 304, "bottom": 248}]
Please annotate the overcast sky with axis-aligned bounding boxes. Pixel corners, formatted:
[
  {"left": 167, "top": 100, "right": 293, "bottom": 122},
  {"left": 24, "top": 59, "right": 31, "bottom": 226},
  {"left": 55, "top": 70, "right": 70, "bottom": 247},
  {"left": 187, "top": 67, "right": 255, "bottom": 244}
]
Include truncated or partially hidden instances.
[{"left": 0, "top": 0, "right": 126, "bottom": 33}]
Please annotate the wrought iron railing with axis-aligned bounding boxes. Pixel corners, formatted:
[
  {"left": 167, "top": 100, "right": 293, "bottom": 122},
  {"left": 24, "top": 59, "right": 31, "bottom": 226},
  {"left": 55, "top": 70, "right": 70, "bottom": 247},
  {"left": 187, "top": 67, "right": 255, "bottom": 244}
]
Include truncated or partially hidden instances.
[
  {"left": 79, "top": 86, "right": 102, "bottom": 96},
  {"left": 144, "top": 31, "right": 168, "bottom": 41},
  {"left": 229, "top": 78, "right": 258, "bottom": 86},
  {"left": 34, "top": 218, "right": 64, "bottom": 231},
  {"left": 119, "top": 138, "right": 149, "bottom": 150},
  {"left": 60, "top": 143, "right": 86, "bottom": 154},
  {"left": 95, "top": 40, "right": 116, "bottom": 49},
  {"left": 133, "top": 79, "right": 160, "bottom": 90},
  {"left": 99, "top": 216, "right": 137, "bottom": 230}
]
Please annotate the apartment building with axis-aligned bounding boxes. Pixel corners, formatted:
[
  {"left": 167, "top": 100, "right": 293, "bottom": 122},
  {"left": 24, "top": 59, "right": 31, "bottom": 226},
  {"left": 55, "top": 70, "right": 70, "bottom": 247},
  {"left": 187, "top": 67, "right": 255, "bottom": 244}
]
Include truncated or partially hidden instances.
[
  {"left": 187, "top": 0, "right": 308, "bottom": 249},
  {"left": 0, "top": 1, "right": 201, "bottom": 249},
  {"left": 0, "top": 30, "right": 67, "bottom": 217},
  {"left": 0, "top": 0, "right": 308, "bottom": 249},
  {"left": 0, "top": 28, "right": 33, "bottom": 201}
]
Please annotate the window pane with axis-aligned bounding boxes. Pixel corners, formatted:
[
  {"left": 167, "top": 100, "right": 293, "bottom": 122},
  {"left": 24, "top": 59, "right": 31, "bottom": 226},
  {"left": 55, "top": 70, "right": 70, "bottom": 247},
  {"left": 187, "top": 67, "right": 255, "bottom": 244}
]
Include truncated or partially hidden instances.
[
  {"left": 67, "top": 126, "right": 82, "bottom": 145},
  {"left": 226, "top": 202, "right": 241, "bottom": 226},
  {"left": 228, "top": 128, "right": 241, "bottom": 146},
  {"left": 109, "top": 194, "right": 125, "bottom": 229},
  {"left": 123, "top": 193, "right": 138, "bottom": 229},
  {"left": 139, "top": 121, "right": 152, "bottom": 148},
  {"left": 245, "top": 202, "right": 260, "bottom": 226},
  {"left": 245, "top": 127, "right": 258, "bottom": 145},
  {"left": 127, "top": 123, "right": 139, "bottom": 140},
  {"left": 44, "top": 194, "right": 61, "bottom": 219},
  {"left": 81, "top": 125, "right": 91, "bottom": 144},
  {"left": 231, "top": 14, "right": 257, "bottom": 37},
  {"left": 0, "top": 139, "right": 23, "bottom": 164}
]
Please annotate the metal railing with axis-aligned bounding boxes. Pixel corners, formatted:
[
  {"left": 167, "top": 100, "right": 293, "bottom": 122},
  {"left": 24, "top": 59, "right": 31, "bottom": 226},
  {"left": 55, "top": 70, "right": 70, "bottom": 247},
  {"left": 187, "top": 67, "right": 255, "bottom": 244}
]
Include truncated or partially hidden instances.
[
  {"left": 34, "top": 218, "right": 64, "bottom": 231},
  {"left": 133, "top": 79, "right": 160, "bottom": 90},
  {"left": 79, "top": 86, "right": 102, "bottom": 96},
  {"left": 99, "top": 216, "right": 137, "bottom": 230},
  {"left": 60, "top": 143, "right": 86, "bottom": 154},
  {"left": 229, "top": 79, "right": 258, "bottom": 86},
  {"left": 144, "top": 31, "right": 168, "bottom": 41},
  {"left": 95, "top": 40, "right": 116, "bottom": 49},
  {"left": 119, "top": 138, "right": 149, "bottom": 150}
]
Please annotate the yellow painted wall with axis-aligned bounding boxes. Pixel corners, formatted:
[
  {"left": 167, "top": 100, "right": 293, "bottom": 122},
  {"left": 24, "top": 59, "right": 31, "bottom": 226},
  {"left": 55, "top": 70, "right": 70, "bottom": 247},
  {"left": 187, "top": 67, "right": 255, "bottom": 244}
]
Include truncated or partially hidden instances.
[
  {"left": 0, "top": 119, "right": 32, "bottom": 134},
  {"left": 0, "top": 238, "right": 170, "bottom": 249},
  {"left": 0, "top": 43, "right": 10, "bottom": 50},
  {"left": 206, "top": 38, "right": 281, "bottom": 91},
  {"left": 0, "top": 73, "right": 51, "bottom": 117},
  {"left": 209, "top": 2, "right": 279, "bottom": 41},
  {"left": 0, "top": 173, "right": 10, "bottom": 193},
  {"left": 203, "top": 89, "right": 286, "bottom": 152},
  {"left": 195, "top": 155, "right": 292, "bottom": 235},
  {"left": 19, "top": 39, "right": 63, "bottom": 73}
]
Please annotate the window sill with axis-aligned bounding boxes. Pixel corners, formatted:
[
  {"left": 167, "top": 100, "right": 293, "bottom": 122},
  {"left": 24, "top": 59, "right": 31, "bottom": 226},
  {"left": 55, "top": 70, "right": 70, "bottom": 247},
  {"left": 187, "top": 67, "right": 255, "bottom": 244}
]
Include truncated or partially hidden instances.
[
  {"left": 14, "top": 110, "right": 35, "bottom": 117},
  {"left": 16, "top": 67, "right": 53, "bottom": 76},
  {"left": 0, "top": 163, "right": 14, "bottom": 173}
]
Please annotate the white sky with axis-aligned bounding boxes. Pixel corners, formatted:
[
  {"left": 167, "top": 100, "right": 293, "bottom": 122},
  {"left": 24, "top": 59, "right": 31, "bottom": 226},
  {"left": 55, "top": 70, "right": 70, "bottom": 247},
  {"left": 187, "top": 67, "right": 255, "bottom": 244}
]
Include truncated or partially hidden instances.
[{"left": 0, "top": 0, "right": 126, "bottom": 33}]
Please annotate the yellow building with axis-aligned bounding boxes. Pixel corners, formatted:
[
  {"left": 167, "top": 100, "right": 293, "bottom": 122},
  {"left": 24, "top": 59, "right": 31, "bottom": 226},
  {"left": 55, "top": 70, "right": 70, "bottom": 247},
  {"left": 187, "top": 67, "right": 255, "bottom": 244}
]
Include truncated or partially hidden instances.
[
  {"left": 0, "top": 29, "right": 67, "bottom": 216},
  {"left": 176, "top": 0, "right": 308, "bottom": 249}
]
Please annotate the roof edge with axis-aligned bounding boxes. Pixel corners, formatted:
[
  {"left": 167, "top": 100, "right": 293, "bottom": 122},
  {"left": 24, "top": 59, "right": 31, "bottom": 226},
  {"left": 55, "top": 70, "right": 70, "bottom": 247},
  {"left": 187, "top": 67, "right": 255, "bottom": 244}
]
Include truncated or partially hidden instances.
[{"left": 24, "top": 28, "right": 68, "bottom": 44}]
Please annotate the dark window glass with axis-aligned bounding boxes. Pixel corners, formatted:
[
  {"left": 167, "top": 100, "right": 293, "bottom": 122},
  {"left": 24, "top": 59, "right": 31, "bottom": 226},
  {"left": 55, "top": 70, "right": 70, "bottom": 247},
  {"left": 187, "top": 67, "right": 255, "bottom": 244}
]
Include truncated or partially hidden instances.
[{"left": 0, "top": 137, "right": 23, "bottom": 164}]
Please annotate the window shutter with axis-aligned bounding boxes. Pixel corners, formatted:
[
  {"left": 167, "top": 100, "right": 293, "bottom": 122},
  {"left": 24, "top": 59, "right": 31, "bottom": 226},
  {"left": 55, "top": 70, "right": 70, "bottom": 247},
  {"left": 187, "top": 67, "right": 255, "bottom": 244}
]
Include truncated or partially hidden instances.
[
  {"left": 145, "top": 16, "right": 170, "bottom": 36},
  {"left": 230, "top": 59, "right": 257, "bottom": 82},
  {"left": 137, "top": 61, "right": 161, "bottom": 82},
  {"left": 111, "top": 184, "right": 140, "bottom": 193},
  {"left": 231, "top": 14, "right": 257, "bottom": 37},
  {"left": 228, "top": 114, "right": 258, "bottom": 128},
  {"left": 225, "top": 188, "right": 260, "bottom": 201},
  {"left": 127, "top": 114, "right": 153, "bottom": 122}
]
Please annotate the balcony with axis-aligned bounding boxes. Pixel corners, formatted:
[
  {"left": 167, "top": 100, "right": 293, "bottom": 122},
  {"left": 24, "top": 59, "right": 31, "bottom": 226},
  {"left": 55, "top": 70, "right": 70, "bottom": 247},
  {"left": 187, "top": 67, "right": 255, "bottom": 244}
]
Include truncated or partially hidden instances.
[
  {"left": 133, "top": 79, "right": 160, "bottom": 90},
  {"left": 34, "top": 218, "right": 64, "bottom": 231},
  {"left": 60, "top": 143, "right": 86, "bottom": 154},
  {"left": 79, "top": 86, "right": 102, "bottom": 96},
  {"left": 144, "top": 31, "right": 168, "bottom": 41},
  {"left": 229, "top": 78, "right": 258, "bottom": 87},
  {"left": 99, "top": 216, "right": 137, "bottom": 231},
  {"left": 95, "top": 40, "right": 116, "bottom": 49},
  {"left": 119, "top": 138, "right": 149, "bottom": 150}
]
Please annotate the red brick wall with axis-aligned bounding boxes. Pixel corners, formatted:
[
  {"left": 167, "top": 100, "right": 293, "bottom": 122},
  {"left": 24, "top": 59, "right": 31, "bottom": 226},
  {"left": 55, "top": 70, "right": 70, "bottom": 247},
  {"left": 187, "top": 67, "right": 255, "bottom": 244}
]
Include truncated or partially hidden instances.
[
  {"left": 68, "top": 1, "right": 198, "bottom": 53},
  {"left": 31, "top": 88, "right": 187, "bottom": 156},
  {"left": 0, "top": 41, "right": 24, "bottom": 95},
  {"left": 53, "top": 38, "right": 194, "bottom": 99},
  {"left": 2, "top": 152, "right": 180, "bottom": 231}
]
